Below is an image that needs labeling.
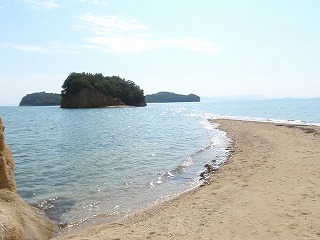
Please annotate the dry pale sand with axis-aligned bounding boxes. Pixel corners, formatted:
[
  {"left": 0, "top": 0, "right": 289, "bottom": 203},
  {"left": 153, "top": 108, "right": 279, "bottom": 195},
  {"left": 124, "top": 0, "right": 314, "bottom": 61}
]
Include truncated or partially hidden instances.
[{"left": 58, "top": 120, "right": 320, "bottom": 240}]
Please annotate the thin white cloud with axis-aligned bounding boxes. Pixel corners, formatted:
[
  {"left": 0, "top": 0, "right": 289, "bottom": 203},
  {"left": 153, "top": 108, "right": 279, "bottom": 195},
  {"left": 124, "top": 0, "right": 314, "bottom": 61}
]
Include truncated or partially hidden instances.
[
  {"left": 24, "top": 0, "right": 59, "bottom": 10},
  {"left": 76, "top": 14, "right": 149, "bottom": 35},
  {"left": 86, "top": 36, "right": 219, "bottom": 54},
  {"left": 178, "top": 37, "right": 220, "bottom": 53},
  {"left": 0, "top": 3, "right": 10, "bottom": 10},
  {"left": 2, "top": 12, "right": 220, "bottom": 55},
  {"left": 79, "top": 0, "right": 101, "bottom": 4},
  {"left": 1, "top": 43, "right": 46, "bottom": 53},
  {"left": 74, "top": 0, "right": 108, "bottom": 7},
  {"left": 76, "top": 13, "right": 220, "bottom": 55},
  {"left": 0, "top": 42, "right": 96, "bottom": 54}
]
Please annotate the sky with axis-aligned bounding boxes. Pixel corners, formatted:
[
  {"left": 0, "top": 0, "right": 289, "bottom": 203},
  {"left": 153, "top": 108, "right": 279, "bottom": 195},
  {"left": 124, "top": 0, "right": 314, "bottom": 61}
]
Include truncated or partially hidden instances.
[{"left": 0, "top": 0, "right": 319, "bottom": 105}]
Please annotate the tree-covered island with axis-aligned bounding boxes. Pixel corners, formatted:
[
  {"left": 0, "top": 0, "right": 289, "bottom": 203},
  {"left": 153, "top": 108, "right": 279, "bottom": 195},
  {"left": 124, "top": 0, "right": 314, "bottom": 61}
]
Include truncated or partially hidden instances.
[
  {"left": 60, "top": 72, "right": 146, "bottom": 108},
  {"left": 145, "top": 92, "right": 200, "bottom": 103},
  {"left": 19, "top": 92, "right": 61, "bottom": 106}
]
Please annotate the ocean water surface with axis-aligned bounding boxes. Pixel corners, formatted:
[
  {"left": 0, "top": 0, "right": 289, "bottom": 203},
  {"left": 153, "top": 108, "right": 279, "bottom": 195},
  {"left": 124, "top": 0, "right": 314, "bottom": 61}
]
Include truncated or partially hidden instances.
[{"left": 1, "top": 99, "right": 319, "bottom": 232}]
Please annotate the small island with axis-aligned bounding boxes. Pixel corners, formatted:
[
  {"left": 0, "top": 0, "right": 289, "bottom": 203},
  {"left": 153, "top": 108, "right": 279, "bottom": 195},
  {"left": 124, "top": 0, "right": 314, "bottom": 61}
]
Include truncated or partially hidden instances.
[
  {"left": 19, "top": 92, "right": 61, "bottom": 106},
  {"left": 145, "top": 92, "right": 200, "bottom": 103},
  {"left": 60, "top": 72, "right": 146, "bottom": 108}
]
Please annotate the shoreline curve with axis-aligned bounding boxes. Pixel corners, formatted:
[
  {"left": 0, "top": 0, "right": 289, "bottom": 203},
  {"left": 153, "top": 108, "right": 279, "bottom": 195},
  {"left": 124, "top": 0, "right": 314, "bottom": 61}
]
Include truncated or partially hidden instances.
[{"left": 57, "top": 119, "right": 320, "bottom": 239}]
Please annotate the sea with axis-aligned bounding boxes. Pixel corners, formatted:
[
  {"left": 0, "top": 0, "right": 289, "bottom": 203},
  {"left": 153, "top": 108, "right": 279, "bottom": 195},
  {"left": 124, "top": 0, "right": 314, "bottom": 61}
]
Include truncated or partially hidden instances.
[{"left": 1, "top": 98, "right": 320, "bottom": 232}]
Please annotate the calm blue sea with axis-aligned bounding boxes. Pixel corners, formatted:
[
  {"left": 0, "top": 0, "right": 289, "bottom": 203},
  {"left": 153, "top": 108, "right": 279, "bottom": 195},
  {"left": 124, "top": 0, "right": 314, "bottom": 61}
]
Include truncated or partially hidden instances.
[{"left": 0, "top": 99, "right": 319, "bottom": 231}]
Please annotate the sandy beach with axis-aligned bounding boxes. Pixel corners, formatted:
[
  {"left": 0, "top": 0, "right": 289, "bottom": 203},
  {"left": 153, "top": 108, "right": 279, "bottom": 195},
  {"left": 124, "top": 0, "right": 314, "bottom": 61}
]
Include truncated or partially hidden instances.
[{"left": 57, "top": 120, "right": 320, "bottom": 240}]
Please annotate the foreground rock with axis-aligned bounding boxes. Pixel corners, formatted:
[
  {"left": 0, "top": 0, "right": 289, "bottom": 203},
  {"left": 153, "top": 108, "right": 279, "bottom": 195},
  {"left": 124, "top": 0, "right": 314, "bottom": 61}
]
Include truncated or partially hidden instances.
[{"left": 0, "top": 118, "right": 57, "bottom": 239}]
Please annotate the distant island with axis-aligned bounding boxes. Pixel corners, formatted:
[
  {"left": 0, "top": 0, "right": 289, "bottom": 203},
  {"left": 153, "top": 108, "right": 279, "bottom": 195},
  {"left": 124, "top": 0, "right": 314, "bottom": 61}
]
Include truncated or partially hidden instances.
[
  {"left": 19, "top": 92, "right": 61, "bottom": 106},
  {"left": 60, "top": 72, "right": 146, "bottom": 108},
  {"left": 145, "top": 92, "right": 200, "bottom": 103}
]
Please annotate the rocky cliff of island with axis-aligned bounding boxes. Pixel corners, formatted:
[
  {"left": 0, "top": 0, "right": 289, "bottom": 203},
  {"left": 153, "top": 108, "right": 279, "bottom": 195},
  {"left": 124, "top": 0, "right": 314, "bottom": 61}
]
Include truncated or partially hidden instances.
[
  {"left": 60, "top": 72, "right": 146, "bottom": 108},
  {"left": 61, "top": 88, "right": 123, "bottom": 108},
  {"left": 0, "top": 118, "right": 57, "bottom": 239}
]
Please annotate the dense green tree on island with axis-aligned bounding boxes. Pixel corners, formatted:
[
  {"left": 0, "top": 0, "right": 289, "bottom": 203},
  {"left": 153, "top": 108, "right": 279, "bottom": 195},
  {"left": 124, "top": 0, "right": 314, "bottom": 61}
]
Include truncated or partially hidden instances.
[
  {"left": 19, "top": 92, "right": 61, "bottom": 106},
  {"left": 61, "top": 72, "right": 146, "bottom": 108},
  {"left": 145, "top": 92, "right": 200, "bottom": 103}
]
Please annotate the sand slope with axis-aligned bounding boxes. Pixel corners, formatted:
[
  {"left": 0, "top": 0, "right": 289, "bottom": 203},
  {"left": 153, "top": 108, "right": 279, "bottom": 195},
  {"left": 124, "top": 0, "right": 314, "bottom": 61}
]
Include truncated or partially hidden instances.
[{"left": 59, "top": 120, "right": 320, "bottom": 240}]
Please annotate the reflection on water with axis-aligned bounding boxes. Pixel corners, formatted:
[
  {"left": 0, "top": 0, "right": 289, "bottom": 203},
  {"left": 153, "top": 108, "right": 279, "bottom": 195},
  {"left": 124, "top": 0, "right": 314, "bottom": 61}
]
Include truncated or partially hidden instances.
[
  {"left": 1, "top": 99, "right": 319, "bottom": 228},
  {"left": 2, "top": 104, "right": 229, "bottom": 227},
  {"left": 30, "top": 196, "right": 77, "bottom": 229}
]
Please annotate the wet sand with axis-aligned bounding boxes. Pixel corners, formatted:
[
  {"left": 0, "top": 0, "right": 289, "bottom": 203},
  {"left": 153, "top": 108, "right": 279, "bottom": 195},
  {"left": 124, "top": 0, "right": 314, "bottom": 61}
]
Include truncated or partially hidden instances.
[{"left": 57, "top": 120, "right": 320, "bottom": 239}]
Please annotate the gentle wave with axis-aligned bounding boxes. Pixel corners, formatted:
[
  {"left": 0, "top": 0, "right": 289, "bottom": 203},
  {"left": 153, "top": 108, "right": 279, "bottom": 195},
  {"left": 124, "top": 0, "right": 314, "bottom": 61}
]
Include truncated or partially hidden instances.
[
  {"left": 1, "top": 99, "right": 319, "bottom": 232},
  {"left": 210, "top": 114, "right": 320, "bottom": 126}
]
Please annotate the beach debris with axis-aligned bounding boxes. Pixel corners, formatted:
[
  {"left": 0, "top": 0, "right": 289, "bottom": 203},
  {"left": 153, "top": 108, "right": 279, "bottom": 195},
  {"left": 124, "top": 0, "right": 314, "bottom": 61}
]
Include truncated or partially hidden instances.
[{"left": 199, "top": 163, "right": 217, "bottom": 184}]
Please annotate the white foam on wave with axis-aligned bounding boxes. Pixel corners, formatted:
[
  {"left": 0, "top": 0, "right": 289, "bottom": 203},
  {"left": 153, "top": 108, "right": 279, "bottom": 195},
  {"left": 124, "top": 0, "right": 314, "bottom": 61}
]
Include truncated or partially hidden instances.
[
  {"left": 210, "top": 134, "right": 226, "bottom": 146},
  {"left": 180, "top": 156, "right": 193, "bottom": 168},
  {"left": 185, "top": 109, "right": 320, "bottom": 127},
  {"left": 199, "top": 119, "right": 214, "bottom": 130},
  {"left": 207, "top": 114, "right": 320, "bottom": 127}
]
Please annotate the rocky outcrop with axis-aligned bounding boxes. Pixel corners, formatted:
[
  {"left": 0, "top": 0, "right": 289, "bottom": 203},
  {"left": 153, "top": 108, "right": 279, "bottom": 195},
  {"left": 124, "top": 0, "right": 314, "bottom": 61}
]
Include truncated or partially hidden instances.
[
  {"left": 0, "top": 118, "right": 57, "bottom": 239},
  {"left": 0, "top": 120, "right": 16, "bottom": 192},
  {"left": 61, "top": 88, "right": 124, "bottom": 108}
]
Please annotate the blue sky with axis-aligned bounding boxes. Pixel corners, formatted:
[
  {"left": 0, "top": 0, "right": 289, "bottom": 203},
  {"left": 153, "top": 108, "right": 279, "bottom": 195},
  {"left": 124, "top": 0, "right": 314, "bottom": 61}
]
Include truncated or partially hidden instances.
[{"left": 0, "top": 0, "right": 319, "bottom": 105}]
